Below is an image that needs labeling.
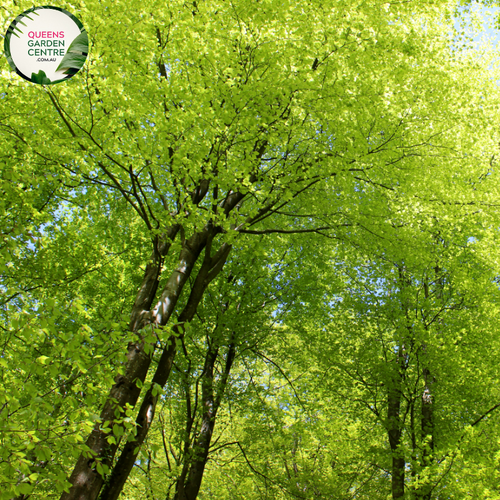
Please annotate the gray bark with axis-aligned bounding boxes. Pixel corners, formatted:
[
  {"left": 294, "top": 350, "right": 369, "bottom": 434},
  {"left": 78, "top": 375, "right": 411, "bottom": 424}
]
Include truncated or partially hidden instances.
[
  {"left": 173, "top": 337, "right": 236, "bottom": 500},
  {"left": 388, "top": 368, "right": 405, "bottom": 500},
  {"left": 98, "top": 241, "right": 231, "bottom": 500},
  {"left": 60, "top": 227, "right": 210, "bottom": 500}
]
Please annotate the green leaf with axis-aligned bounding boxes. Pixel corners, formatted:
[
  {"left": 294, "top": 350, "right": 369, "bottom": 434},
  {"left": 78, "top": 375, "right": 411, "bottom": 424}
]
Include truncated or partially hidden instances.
[
  {"left": 18, "top": 483, "right": 32, "bottom": 495},
  {"left": 67, "top": 31, "right": 89, "bottom": 53},
  {"left": 56, "top": 32, "right": 89, "bottom": 75},
  {"left": 30, "top": 70, "right": 51, "bottom": 85},
  {"left": 57, "top": 54, "right": 87, "bottom": 73},
  {"left": 37, "top": 356, "right": 49, "bottom": 365},
  {"left": 112, "top": 424, "right": 124, "bottom": 438}
]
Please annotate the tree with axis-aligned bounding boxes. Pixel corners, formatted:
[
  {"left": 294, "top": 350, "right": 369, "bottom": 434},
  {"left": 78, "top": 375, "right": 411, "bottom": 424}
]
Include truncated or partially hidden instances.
[
  {"left": 301, "top": 228, "right": 500, "bottom": 499},
  {"left": 1, "top": 0, "right": 500, "bottom": 498}
]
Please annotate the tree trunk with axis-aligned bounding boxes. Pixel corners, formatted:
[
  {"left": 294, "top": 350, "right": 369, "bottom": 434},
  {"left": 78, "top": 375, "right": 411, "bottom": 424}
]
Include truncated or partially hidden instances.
[
  {"left": 389, "top": 268, "right": 408, "bottom": 500},
  {"left": 388, "top": 378, "right": 405, "bottom": 500},
  {"left": 98, "top": 242, "right": 232, "bottom": 500},
  {"left": 416, "top": 367, "right": 434, "bottom": 500},
  {"left": 60, "top": 227, "right": 210, "bottom": 500},
  {"left": 60, "top": 165, "right": 252, "bottom": 500},
  {"left": 415, "top": 269, "right": 438, "bottom": 500},
  {"left": 173, "top": 337, "right": 236, "bottom": 500}
]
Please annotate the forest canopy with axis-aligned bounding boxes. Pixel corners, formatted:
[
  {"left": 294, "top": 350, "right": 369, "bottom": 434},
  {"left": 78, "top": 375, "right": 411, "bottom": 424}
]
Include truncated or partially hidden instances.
[{"left": 1, "top": 0, "right": 500, "bottom": 499}]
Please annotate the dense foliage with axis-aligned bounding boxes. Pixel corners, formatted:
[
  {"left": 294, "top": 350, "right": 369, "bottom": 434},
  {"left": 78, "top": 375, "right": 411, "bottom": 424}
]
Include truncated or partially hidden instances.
[{"left": 2, "top": 0, "right": 500, "bottom": 499}]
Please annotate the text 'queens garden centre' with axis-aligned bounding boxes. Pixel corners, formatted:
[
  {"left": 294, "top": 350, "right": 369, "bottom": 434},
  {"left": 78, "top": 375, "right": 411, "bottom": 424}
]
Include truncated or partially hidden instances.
[
  {"left": 27, "top": 31, "right": 67, "bottom": 59},
  {"left": 4, "top": 7, "right": 88, "bottom": 85}
]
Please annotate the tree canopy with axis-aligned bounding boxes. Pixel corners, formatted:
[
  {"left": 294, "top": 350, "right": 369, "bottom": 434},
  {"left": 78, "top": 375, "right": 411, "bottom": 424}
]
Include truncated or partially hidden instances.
[{"left": 2, "top": 0, "right": 500, "bottom": 499}]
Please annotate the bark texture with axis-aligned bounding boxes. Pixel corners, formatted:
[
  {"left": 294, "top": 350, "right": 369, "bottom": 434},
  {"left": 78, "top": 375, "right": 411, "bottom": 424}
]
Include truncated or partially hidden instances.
[
  {"left": 60, "top": 144, "right": 260, "bottom": 499},
  {"left": 60, "top": 227, "right": 209, "bottom": 500},
  {"left": 98, "top": 241, "right": 232, "bottom": 500},
  {"left": 387, "top": 371, "right": 405, "bottom": 500},
  {"left": 173, "top": 337, "right": 236, "bottom": 500}
]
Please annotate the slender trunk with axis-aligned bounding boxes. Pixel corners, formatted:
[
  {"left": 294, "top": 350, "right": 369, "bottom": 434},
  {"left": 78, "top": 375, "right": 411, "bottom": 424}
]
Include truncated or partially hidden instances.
[
  {"left": 174, "top": 337, "right": 236, "bottom": 500},
  {"left": 410, "top": 398, "right": 417, "bottom": 488},
  {"left": 60, "top": 171, "right": 248, "bottom": 500},
  {"left": 416, "top": 368, "right": 434, "bottom": 500},
  {"left": 414, "top": 268, "right": 438, "bottom": 500},
  {"left": 388, "top": 381, "right": 405, "bottom": 500},
  {"left": 60, "top": 227, "right": 209, "bottom": 500},
  {"left": 98, "top": 242, "right": 232, "bottom": 500},
  {"left": 388, "top": 344, "right": 405, "bottom": 500},
  {"left": 389, "top": 268, "right": 408, "bottom": 500}
]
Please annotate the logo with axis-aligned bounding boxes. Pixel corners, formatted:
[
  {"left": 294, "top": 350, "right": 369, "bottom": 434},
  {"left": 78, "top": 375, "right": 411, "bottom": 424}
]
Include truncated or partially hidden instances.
[{"left": 4, "top": 6, "right": 88, "bottom": 85}]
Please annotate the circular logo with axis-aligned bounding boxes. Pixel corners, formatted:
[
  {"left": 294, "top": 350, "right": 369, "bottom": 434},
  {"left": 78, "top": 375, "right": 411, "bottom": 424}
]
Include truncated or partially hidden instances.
[{"left": 4, "top": 6, "right": 88, "bottom": 85}]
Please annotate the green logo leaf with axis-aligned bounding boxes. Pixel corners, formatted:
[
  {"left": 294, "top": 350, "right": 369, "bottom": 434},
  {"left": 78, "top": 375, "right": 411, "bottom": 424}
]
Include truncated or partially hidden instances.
[
  {"left": 30, "top": 70, "right": 51, "bottom": 85},
  {"left": 56, "top": 31, "right": 89, "bottom": 76}
]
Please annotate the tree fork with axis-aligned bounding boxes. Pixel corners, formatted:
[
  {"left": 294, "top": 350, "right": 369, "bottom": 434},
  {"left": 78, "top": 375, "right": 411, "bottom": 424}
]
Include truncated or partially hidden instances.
[
  {"left": 61, "top": 162, "right": 252, "bottom": 499},
  {"left": 60, "top": 227, "right": 210, "bottom": 500},
  {"left": 97, "top": 239, "right": 232, "bottom": 500}
]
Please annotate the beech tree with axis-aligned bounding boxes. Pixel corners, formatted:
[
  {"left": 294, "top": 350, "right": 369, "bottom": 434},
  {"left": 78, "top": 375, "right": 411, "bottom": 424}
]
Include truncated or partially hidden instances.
[
  {"left": 306, "top": 241, "right": 500, "bottom": 499},
  {"left": 1, "top": 0, "right": 500, "bottom": 499}
]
